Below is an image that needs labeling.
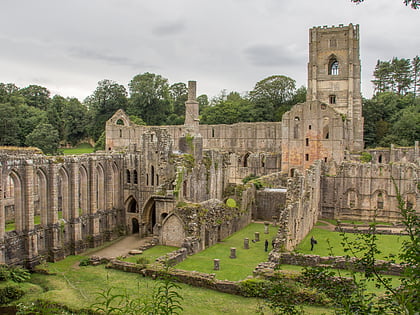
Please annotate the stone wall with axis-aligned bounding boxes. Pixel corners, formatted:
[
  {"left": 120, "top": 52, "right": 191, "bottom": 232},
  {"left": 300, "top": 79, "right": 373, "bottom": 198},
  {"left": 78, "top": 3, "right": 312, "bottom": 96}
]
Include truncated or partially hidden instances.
[{"left": 321, "top": 161, "right": 419, "bottom": 222}]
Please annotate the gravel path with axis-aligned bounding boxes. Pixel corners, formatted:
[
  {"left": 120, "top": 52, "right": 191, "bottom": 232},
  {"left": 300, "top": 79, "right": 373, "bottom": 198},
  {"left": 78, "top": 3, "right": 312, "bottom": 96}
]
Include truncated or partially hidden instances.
[{"left": 87, "top": 234, "right": 153, "bottom": 258}]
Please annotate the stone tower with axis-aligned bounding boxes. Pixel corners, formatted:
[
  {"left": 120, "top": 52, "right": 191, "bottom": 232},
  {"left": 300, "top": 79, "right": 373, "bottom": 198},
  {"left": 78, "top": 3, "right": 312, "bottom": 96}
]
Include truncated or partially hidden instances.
[
  {"left": 306, "top": 24, "right": 364, "bottom": 151},
  {"left": 184, "top": 81, "right": 199, "bottom": 132}
]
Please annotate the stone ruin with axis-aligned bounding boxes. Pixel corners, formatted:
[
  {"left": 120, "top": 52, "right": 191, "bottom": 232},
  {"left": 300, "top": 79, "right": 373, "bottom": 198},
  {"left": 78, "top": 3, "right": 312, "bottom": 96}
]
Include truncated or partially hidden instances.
[{"left": 0, "top": 24, "right": 418, "bottom": 268}]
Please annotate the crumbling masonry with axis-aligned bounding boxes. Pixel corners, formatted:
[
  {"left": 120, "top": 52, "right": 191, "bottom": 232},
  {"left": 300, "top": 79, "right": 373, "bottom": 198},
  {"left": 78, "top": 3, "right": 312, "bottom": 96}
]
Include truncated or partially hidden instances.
[{"left": 0, "top": 24, "right": 418, "bottom": 267}]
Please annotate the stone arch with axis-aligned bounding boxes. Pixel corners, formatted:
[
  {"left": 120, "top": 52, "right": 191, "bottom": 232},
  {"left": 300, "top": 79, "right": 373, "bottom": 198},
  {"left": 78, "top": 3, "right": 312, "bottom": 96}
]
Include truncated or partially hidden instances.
[
  {"left": 323, "top": 117, "right": 330, "bottom": 139},
  {"left": 96, "top": 164, "right": 105, "bottom": 211},
  {"left": 78, "top": 165, "right": 89, "bottom": 215},
  {"left": 126, "top": 196, "right": 138, "bottom": 213},
  {"left": 35, "top": 168, "right": 48, "bottom": 226},
  {"left": 58, "top": 166, "right": 70, "bottom": 222},
  {"left": 142, "top": 197, "right": 157, "bottom": 236},
  {"left": 4, "top": 170, "right": 23, "bottom": 232},
  {"left": 293, "top": 116, "right": 300, "bottom": 139},
  {"left": 243, "top": 152, "right": 251, "bottom": 167},
  {"left": 131, "top": 218, "right": 139, "bottom": 234},
  {"left": 345, "top": 189, "right": 358, "bottom": 208},
  {"left": 161, "top": 214, "right": 185, "bottom": 246}
]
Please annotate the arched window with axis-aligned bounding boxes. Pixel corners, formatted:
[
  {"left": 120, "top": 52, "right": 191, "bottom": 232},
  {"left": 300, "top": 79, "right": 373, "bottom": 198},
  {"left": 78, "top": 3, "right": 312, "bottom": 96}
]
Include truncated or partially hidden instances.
[
  {"left": 133, "top": 170, "right": 138, "bottom": 184},
  {"left": 151, "top": 166, "right": 155, "bottom": 186},
  {"left": 329, "top": 60, "right": 339, "bottom": 75}
]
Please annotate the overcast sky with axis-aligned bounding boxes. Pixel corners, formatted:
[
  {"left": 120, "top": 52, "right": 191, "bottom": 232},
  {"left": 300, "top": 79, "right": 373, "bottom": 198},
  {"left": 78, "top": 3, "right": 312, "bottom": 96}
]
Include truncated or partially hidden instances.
[{"left": 0, "top": 0, "right": 419, "bottom": 101}]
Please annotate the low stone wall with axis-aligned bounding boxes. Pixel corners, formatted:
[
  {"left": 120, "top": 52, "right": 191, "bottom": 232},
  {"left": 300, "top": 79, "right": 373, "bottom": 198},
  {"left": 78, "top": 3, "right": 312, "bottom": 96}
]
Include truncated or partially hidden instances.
[
  {"left": 108, "top": 259, "right": 241, "bottom": 295},
  {"left": 335, "top": 224, "right": 407, "bottom": 236},
  {"left": 269, "top": 252, "right": 405, "bottom": 276},
  {"left": 156, "top": 248, "right": 187, "bottom": 266}
]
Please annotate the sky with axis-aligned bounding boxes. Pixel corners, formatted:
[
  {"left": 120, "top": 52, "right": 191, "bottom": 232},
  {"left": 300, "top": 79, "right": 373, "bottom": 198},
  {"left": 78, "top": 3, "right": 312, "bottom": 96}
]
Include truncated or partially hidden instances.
[{"left": 0, "top": 0, "right": 419, "bottom": 101}]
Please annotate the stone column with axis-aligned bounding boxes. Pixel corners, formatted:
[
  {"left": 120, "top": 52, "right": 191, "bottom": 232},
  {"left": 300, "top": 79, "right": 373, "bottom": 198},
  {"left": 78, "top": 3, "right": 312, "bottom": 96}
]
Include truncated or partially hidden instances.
[
  {"left": 254, "top": 232, "right": 260, "bottom": 242},
  {"left": 244, "top": 238, "right": 249, "bottom": 249},
  {"left": 213, "top": 259, "right": 220, "bottom": 270},
  {"left": 264, "top": 222, "right": 270, "bottom": 234},
  {"left": 184, "top": 81, "right": 199, "bottom": 132},
  {"left": 230, "top": 247, "right": 236, "bottom": 259},
  {"left": 23, "top": 161, "right": 35, "bottom": 231}
]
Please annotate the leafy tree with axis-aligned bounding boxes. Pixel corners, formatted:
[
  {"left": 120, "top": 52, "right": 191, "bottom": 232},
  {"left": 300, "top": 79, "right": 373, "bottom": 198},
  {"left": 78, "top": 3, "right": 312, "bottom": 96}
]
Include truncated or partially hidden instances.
[
  {"left": 85, "top": 79, "right": 128, "bottom": 141},
  {"left": 19, "top": 85, "right": 51, "bottom": 110},
  {"left": 391, "top": 57, "right": 412, "bottom": 95},
  {"left": 169, "top": 82, "right": 188, "bottom": 117},
  {"left": 62, "top": 98, "right": 88, "bottom": 146},
  {"left": 351, "top": 0, "right": 420, "bottom": 9},
  {"left": 412, "top": 56, "right": 420, "bottom": 97},
  {"left": 249, "top": 75, "right": 296, "bottom": 121},
  {"left": 197, "top": 94, "right": 209, "bottom": 114},
  {"left": 16, "top": 103, "right": 48, "bottom": 145},
  {"left": 372, "top": 60, "right": 393, "bottom": 94},
  {"left": 25, "top": 123, "right": 60, "bottom": 154},
  {"left": 201, "top": 91, "right": 254, "bottom": 124},
  {"left": 46, "top": 95, "right": 67, "bottom": 141},
  {"left": 0, "top": 83, "right": 20, "bottom": 103},
  {"left": 388, "top": 105, "right": 420, "bottom": 146},
  {"left": 128, "top": 72, "right": 171, "bottom": 125},
  {"left": 0, "top": 103, "right": 20, "bottom": 146}
]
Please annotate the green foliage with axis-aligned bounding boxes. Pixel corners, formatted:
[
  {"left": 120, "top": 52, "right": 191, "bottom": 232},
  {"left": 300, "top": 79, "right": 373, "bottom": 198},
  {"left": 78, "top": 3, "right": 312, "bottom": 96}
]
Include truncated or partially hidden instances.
[
  {"left": 239, "top": 278, "right": 273, "bottom": 297},
  {"left": 0, "top": 285, "right": 25, "bottom": 305},
  {"left": 360, "top": 151, "right": 372, "bottom": 163},
  {"left": 242, "top": 174, "right": 259, "bottom": 184},
  {"left": 94, "top": 131, "right": 105, "bottom": 152},
  {"left": 0, "top": 265, "right": 31, "bottom": 283},
  {"left": 226, "top": 198, "right": 237, "bottom": 208},
  {"left": 135, "top": 257, "right": 150, "bottom": 268},
  {"left": 25, "top": 123, "right": 60, "bottom": 155},
  {"left": 351, "top": 1, "right": 419, "bottom": 10}
]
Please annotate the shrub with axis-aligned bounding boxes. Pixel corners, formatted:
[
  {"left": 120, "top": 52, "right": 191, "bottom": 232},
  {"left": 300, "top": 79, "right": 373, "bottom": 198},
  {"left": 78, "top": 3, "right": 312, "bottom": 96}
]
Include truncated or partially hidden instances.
[
  {"left": 0, "top": 285, "right": 25, "bottom": 305},
  {"left": 239, "top": 278, "right": 273, "bottom": 297}
]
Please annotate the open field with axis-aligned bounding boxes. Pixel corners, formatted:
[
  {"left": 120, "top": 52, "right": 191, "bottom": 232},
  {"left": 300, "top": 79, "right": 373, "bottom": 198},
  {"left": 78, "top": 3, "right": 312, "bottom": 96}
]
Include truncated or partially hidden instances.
[{"left": 61, "top": 143, "right": 94, "bottom": 155}]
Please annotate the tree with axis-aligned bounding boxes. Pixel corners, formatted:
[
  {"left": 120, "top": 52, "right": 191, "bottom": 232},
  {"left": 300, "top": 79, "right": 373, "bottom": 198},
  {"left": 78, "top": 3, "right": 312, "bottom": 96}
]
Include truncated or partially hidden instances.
[
  {"left": 169, "top": 82, "right": 188, "bottom": 117},
  {"left": 0, "top": 103, "right": 20, "bottom": 146},
  {"left": 0, "top": 83, "right": 20, "bottom": 103},
  {"left": 85, "top": 79, "right": 128, "bottom": 141},
  {"left": 25, "top": 123, "right": 60, "bottom": 155},
  {"left": 249, "top": 75, "right": 296, "bottom": 121},
  {"left": 372, "top": 60, "right": 393, "bottom": 94},
  {"left": 19, "top": 85, "right": 51, "bottom": 110},
  {"left": 391, "top": 57, "right": 412, "bottom": 95},
  {"left": 128, "top": 72, "right": 171, "bottom": 125},
  {"left": 412, "top": 56, "right": 420, "bottom": 97},
  {"left": 201, "top": 91, "right": 254, "bottom": 124},
  {"left": 197, "top": 94, "right": 209, "bottom": 114},
  {"left": 389, "top": 105, "right": 420, "bottom": 146},
  {"left": 62, "top": 98, "right": 88, "bottom": 146},
  {"left": 351, "top": 0, "right": 419, "bottom": 9}
]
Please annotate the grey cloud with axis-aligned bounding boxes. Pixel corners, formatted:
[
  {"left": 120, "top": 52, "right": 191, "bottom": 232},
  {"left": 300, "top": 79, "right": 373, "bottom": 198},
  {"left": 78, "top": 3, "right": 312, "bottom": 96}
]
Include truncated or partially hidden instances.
[
  {"left": 243, "top": 44, "right": 305, "bottom": 67},
  {"left": 68, "top": 47, "right": 153, "bottom": 69},
  {"left": 152, "top": 20, "right": 186, "bottom": 36}
]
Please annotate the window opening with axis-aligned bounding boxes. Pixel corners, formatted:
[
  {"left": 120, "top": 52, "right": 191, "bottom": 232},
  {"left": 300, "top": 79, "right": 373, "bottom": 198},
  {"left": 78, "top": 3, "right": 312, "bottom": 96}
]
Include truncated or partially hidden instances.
[
  {"left": 133, "top": 170, "right": 138, "bottom": 184},
  {"left": 329, "top": 95, "right": 336, "bottom": 104},
  {"left": 126, "top": 170, "right": 131, "bottom": 184},
  {"left": 305, "top": 154, "right": 309, "bottom": 161}
]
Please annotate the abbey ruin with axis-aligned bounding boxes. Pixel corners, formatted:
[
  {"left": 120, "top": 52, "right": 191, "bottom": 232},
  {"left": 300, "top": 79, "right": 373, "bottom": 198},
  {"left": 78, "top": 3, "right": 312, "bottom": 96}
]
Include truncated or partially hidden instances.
[{"left": 0, "top": 24, "right": 418, "bottom": 267}]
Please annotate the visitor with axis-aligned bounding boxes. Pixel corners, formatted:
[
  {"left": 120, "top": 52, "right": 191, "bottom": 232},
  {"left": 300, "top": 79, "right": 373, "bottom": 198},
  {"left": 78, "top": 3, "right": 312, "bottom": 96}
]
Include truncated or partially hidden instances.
[
  {"left": 264, "top": 239, "right": 268, "bottom": 252},
  {"left": 310, "top": 236, "right": 317, "bottom": 251}
]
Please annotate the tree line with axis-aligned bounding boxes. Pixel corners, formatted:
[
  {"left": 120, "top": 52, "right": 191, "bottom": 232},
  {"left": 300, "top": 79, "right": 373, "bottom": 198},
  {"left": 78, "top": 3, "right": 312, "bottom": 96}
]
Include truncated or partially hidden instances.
[{"left": 0, "top": 58, "right": 418, "bottom": 154}]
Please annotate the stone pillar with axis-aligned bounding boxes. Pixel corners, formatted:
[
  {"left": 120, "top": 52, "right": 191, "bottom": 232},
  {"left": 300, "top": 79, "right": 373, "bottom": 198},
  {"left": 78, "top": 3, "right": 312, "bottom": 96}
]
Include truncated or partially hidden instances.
[
  {"left": 106, "top": 161, "right": 113, "bottom": 210},
  {"left": 184, "top": 81, "right": 199, "bottom": 132},
  {"left": 254, "top": 232, "right": 260, "bottom": 242},
  {"left": 0, "top": 192, "right": 4, "bottom": 240},
  {"left": 244, "top": 238, "right": 249, "bottom": 249},
  {"left": 272, "top": 216, "right": 278, "bottom": 227},
  {"left": 229, "top": 247, "right": 236, "bottom": 259},
  {"left": 213, "top": 259, "right": 220, "bottom": 270},
  {"left": 70, "top": 162, "right": 82, "bottom": 246},
  {"left": 23, "top": 161, "right": 35, "bottom": 231},
  {"left": 264, "top": 222, "right": 269, "bottom": 234}
]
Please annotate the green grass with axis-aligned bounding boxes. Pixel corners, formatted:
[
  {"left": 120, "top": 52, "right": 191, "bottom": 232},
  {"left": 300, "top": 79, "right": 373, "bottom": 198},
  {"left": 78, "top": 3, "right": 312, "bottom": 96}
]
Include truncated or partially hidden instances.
[
  {"left": 16, "top": 254, "right": 333, "bottom": 314},
  {"left": 6, "top": 215, "right": 43, "bottom": 231},
  {"left": 295, "top": 227, "right": 408, "bottom": 262},
  {"left": 62, "top": 143, "right": 94, "bottom": 155},
  {"left": 320, "top": 219, "right": 393, "bottom": 226},
  {"left": 176, "top": 223, "right": 278, "bottom": 281},
  {"left": 123, "top": 245, "right": 178, "bottom": 263}
]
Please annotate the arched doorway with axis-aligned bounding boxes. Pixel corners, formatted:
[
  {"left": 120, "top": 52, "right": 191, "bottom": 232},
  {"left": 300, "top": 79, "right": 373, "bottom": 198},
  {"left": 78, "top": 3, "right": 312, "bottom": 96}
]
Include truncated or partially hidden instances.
[
  {"left": 132, "top": 218, "right": 139, "bottom": 234},
  {"left": 141, "top": 197, "right": 157, "bottom": 237}
]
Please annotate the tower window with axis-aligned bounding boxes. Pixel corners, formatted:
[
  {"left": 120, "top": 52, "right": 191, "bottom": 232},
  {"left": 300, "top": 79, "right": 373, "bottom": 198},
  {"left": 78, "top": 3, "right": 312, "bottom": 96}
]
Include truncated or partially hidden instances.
[
  {"left": 305, "top": 138, "right": 309, "bottom": 146},
  {"left": 305, "top": 154, "right": 309, "bottom": 161},
  {"left": 329, "top": 60, "right": 339, "bottom": 75},
  {"left": 329, "top": 95, "right": 336, "bottom": 104}
]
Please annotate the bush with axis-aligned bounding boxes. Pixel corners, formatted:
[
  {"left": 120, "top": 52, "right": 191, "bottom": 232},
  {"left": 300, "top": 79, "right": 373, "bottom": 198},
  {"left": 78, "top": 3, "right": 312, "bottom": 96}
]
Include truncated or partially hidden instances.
[
  {"left": 0, "top": 266, "right": 31, "bottom": 283},
  {"left": 239, "top": 278, "right": 273, "bottom": 297},
  {"left": 0, "top": 285, "right": 25, "bottom": 305}
]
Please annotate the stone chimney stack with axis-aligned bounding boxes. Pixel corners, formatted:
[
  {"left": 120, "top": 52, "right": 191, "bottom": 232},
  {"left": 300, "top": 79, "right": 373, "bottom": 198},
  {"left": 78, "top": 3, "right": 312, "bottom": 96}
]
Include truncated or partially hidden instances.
[{"left": 184, "top": 81, "right": 199, "bottom": 130}]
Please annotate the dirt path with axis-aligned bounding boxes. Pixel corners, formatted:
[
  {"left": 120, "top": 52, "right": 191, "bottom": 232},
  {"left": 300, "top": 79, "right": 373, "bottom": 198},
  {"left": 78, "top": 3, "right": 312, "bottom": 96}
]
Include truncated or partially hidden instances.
[
  {"left": 316, "top": 220, "right": 337, "bottom": 231},
  {"left": 88, "top": 235, "right": 153, "bottom": 258}
]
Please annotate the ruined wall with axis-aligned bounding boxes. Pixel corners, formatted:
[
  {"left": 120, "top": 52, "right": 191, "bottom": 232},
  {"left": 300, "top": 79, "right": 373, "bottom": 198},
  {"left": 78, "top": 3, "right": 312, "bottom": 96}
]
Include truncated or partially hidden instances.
[
  {"left": 0, "top": 152, "right": 126, "bottom": 267},
  {"left": 321, "top": 161, "right": 419, "bottom": 222}
]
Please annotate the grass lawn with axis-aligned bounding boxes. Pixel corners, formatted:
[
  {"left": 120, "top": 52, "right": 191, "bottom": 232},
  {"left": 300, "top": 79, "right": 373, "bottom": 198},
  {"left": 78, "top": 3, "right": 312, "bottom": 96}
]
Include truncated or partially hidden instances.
[
  {"left": 176, "top": 222, "right": 278, "bottom": 281},
  {"left": 17, "top": 253, "right": 333, "bottom": 314},
  {"left": 61, "top": 143, "right": 94, "bottom": 155},
  {"left": 123, "top": 245, "right": 178, "bottom": 263},
  {"left": 295, "top": 227, "right": 408, "bottom": 262}
]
